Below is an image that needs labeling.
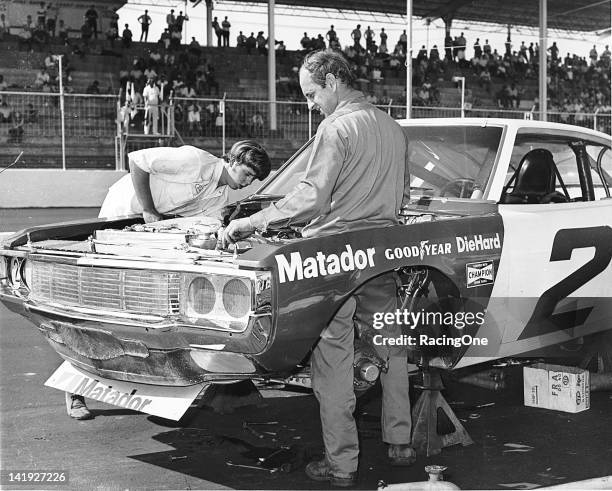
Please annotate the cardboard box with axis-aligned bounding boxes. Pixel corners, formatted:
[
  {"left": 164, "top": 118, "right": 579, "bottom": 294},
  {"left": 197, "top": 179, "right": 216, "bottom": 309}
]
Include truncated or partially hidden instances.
[{"left": 523, "top": 363, "right": 590, "bottom": 413}]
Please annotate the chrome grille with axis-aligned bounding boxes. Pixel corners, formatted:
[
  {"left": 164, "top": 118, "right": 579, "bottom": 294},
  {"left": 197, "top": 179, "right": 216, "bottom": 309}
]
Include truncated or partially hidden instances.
[{"left": 30, "top": 262, "right": 180, "bottom": 316}]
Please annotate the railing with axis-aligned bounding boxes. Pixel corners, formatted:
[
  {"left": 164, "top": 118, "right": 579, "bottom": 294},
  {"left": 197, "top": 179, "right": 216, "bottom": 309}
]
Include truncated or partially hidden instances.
[{"left": 1, "top": 90, "right": 610, "bottom": 171}]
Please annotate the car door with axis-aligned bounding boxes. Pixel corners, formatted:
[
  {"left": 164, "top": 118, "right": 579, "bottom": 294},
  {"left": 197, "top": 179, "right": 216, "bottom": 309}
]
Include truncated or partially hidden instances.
[{"left": 492, "top": 130, "right": 612, "bottom": 357}]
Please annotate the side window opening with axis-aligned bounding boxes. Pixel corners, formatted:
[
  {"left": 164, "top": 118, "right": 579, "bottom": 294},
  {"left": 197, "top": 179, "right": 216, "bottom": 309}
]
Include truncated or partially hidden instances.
[
  {"left": 502, "top": 139, "right": 587, "bottom": 204},
  {"left": 586, "top": 145, "right": 612, "bottom": 200}
]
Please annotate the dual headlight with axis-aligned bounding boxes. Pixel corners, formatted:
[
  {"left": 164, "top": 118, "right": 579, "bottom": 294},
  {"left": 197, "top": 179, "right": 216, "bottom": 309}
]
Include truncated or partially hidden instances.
[
  {"left": 181, "top": 271, "right": 271, "bottom": 331},
  {"left": 3, "top": 257, "right": 32, "bottom": 290}
]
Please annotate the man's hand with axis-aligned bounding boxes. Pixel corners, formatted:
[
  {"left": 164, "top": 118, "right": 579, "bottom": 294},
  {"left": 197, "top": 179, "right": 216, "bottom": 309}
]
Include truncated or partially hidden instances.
[
  {"left": 143, "top": 209, "right": 163, "bottom": 223},
  {"left": 222, "top": 217, "right": 255, "bottom": 247}
]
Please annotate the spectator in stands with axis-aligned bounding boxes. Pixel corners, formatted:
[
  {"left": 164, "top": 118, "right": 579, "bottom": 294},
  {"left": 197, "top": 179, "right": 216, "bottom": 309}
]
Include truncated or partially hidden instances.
[
  {"left": 44, "top": 51, "right": 56, "bottom": 70},
  {"left": 379, "top": 28, "right": 388, "bottom": 53},
  {"left": 170, "top": 25, "right": 181, "bottom": 48},
  {"left": 36, "top": 2, "right": 47, "bottom": 29},
  {"left": 457, "top": 31, "right": 467, "bottom": 63},
  {"left": 301, "top": 32, "right": 311, "bottom": 51},
  {"left": 326, "top": 25, "right": 337, "bottom": 47},
  {"left": 138, "top": 10, "right": 152, "bottom": 42},
  {"left": 589, "top": 45, "right": 598, "bottom": 66},
  {"left": 45, "top": 3, "right": 58, "bottom": 37},
  {"left": 222, "top": 16, "right": 231, "bottom": 47},
  {"left": 602, "top": 45, "right": 611, "bottom": 67},
  {"left": 548, "top": 42, "right": 559, "bottom": 64},
  {"left": 250, "top": 111, "right": 264, "bottom": 136},
  {"left": 245, "top": 32, "right": 256, "bottom": 55},
  {"left": 399, "top": 29, "right": 407, "bottom": 54},
  {"left": 34, "top": 68, "right": 51, "bottom": 88},
  {"left": 206, "top": 66, "right": 219, "bottom": 95},
  {"left": 122, "top": 24, "right": 132, "bottom": 48},
  {"left": 19, "top": 16, "right": 34, "bottom": 51},
  {"left": 175, "top": 11, "right": 188, "bottom": 36},
  {"left": 166, "top": 9, "right": 175, "bottom": 31},
  {"left": 0, "top": 102, "right": 11, "bottom": 123},
  {"left": 107, "top": 13, "right": 119, "bottom": 47},
  {"left": 237, "top": 31, "right": 246, "bottom": 48},
  {"left": 483, "top": 39, "right": 491, "bottom": 56},
  {"left": 351, "top": 24, "right": 362, "bottom": 49},
  {"left": 473, "top": 38, "right": 481, "bottom": 58},
  {"left": 58, "top": 19, "right": 68, "bottom": 44},
  {"left": 142, "top": 77, "right": 160, "bottom": 134},
  {"left": 84, "top": 5, "right": 98, "bottom": 39},
  {"left": 159, "top": 28, "right": 170, "bottom": 50},
  {"left": 0, "top": 14, "right": 9, "bottom": 43},
  {"left": 186, "top": 98, "right": 201, "bottom": 135},
  {"left": 8, "top": 111, "right": 24, "bottom": 143},
  {"left": 444, "top": 33, "right": 453, "bottom": 61},
  {"left": 416, "top": 45, "right": 427, "bottom": 63},
  {"left": 276, "top": 40, "right": 287, "bottom": 57},
  {"left": 25, "top": 103, "right": 38, "bottom": 124},
  {"left": 256, "top": 31, "right": 267, "bottom": 55},
  {"left": 212, "top": 17, "right": 222, "bottom": 47},
  {"left": 32, "top": 23, "right": 49, "bottom": 51},
  {"left": 365, "top": 26, "right": 374, "bottom": 52},
  {"left": 80, "top": 19, "right": 92, "bottom": 46}
]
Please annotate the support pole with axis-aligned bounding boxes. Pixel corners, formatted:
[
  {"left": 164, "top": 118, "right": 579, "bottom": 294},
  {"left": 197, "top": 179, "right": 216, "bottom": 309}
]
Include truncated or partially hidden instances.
[
  {"left": 57, "top": 55, "right": 66, "bottom": 171},
  {"left": 406, "top": 0, "right": 412, "bottom": 119},
  {"left": 539, "top": 0, "right": 547, "bottom": 121},
  {"left": 206, "top": 0, "right": 213, "bottom": 47},
  {"left": 268, "top": 0, "right": 277, "bottom": 131}
]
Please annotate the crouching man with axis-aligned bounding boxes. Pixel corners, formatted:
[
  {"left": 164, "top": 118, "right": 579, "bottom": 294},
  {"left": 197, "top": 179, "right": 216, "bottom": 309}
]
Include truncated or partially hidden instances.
[{"left": 65, "top": 140, "right": 271, "bottom": 420}]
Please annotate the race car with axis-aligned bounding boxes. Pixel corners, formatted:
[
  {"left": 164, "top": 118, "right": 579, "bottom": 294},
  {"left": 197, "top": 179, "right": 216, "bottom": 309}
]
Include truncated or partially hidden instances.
[{"left": 1, "top": 118, "right": 611, "bottom": 419}]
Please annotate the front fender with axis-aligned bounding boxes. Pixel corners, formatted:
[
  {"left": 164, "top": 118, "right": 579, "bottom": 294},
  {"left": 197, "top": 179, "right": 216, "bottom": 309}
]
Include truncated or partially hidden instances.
[{"left": 250, "top": 213, "right": 505, "bottom": 372}]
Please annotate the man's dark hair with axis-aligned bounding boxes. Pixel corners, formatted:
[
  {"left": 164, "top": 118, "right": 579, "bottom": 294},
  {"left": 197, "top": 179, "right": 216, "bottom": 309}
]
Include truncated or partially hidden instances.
[
  {"left": 301, "top": 49, "right": 355, "bottom": 88},
  {"left": 226, "top": 139, "right": 271, "bottom": 180}
]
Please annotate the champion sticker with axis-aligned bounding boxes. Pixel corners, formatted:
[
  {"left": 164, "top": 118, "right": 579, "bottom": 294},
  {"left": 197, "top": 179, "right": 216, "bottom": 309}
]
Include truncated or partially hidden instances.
[
  {"left": 466, "top": 260, "right": 495, "bottom": 288},
  {"left": 195, "top": 183, "right": 204, "bottom": 194}
]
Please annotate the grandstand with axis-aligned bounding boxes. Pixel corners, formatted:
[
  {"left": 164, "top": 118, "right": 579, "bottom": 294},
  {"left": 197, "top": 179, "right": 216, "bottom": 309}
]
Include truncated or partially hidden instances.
[{"left": 0, "top": 0, "right": 610, "bottom": 208}]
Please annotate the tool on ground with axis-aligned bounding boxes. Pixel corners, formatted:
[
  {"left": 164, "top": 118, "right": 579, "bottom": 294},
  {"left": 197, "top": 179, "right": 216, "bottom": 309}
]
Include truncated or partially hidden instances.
[
  {"left": 243, "top": 421, "right": 265, "bottom": 439},
  {"left": 226, "top": 461, "right": 277, "bottom": 473}
]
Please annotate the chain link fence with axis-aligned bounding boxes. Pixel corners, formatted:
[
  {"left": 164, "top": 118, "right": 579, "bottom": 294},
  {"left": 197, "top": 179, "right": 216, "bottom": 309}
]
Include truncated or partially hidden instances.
[{"left": 1, "top": 90, "right": 610, "bottom": 170}]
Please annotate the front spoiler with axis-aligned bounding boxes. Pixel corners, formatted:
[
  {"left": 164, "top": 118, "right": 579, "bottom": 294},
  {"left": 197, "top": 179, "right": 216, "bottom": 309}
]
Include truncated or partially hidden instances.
[{"left": 39, "top": 319, "right": 261, "bottom": 386}]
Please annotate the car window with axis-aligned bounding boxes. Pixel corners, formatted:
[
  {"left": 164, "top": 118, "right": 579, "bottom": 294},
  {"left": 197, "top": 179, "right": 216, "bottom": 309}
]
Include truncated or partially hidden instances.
[
  {"left": 586, "top": 145, "right": 612, "bottom": 199},
  {"left": 403, "top": 125, "right": 503, "bottom": 199},
  {"left": 504, "top": 138, "right": 584, "bottom": 203}
]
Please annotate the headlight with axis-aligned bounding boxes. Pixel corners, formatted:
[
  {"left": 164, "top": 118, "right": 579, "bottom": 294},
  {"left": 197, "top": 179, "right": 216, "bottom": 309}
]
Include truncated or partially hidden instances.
[
  {"left": 188, "top": 277, "right": 216, "bottom": 315},
  {"left": 223, "top": 278, "right": 250, "bottom": 318},
  {"left": 0, "top": 257, "right": 7, "bottom": 280}
]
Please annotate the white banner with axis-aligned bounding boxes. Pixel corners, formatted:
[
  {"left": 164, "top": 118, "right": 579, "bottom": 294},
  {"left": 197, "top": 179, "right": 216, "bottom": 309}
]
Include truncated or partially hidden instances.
[{"left": 45, "top": 362, "right": 206, "bottom": 420}]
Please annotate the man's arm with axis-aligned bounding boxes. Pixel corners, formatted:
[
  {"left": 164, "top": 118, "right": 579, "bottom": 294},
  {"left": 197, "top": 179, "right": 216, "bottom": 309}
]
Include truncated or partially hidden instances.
[
  {"left": 129, "top": 158, "right": 162, "bottom": 222},
  {"left": 223, "top": 122, "right": 346, "bottom": 244}
]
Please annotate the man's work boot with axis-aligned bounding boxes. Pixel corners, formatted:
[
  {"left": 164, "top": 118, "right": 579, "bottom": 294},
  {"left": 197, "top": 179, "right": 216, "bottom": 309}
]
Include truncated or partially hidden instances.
[
  {"left": 305, "top": 459, "right": 357, "bottom": 488},
  {"left": 65, "top": 392, "right": 93, "bottom": 420},
  {"left": 388, "top": 444, "right": 416, "bottom": 466}
]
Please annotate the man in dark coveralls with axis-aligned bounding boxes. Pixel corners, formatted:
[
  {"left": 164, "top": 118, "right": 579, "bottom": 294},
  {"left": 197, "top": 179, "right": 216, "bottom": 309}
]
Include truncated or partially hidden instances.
[{"left": 223, "top": 49, "right": 414, "bottom": 487}]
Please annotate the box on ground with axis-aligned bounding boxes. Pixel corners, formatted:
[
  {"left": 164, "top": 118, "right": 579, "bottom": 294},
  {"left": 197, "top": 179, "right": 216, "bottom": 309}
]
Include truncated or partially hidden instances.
[{"left": 523, "top": 363, "right": 590, "bottom": 413}]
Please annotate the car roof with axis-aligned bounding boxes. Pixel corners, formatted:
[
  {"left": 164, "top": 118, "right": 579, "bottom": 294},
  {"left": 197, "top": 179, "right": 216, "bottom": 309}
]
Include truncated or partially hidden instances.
[{"left": 395, "top": 118, "right": 611, "bottom": 140}]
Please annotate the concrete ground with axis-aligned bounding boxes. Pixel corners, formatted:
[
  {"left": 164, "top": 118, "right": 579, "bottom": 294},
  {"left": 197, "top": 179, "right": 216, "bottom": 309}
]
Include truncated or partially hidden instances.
[{"left": 1, "top": 209, "right": 611, "bottom": 490}]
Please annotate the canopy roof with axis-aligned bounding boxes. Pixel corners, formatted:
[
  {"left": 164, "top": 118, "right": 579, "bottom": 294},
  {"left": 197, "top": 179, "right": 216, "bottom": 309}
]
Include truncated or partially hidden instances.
[{"left": 231, "top": 0, "right": 610, "bottom": 33}]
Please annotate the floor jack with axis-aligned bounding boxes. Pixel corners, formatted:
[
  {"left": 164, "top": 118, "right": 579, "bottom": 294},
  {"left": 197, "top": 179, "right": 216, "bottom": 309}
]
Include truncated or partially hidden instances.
[{"left": 410, "top": 368, "right": 474, "bottom": 456}]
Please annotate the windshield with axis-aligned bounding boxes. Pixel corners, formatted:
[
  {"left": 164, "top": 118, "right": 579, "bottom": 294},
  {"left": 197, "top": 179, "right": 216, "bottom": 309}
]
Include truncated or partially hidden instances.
[
  {"left": 406, "top": 125, "right": 503, "bottom": 199},
  {"left": 257, "top": 125, "right": 503, "bottom": 199}
]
